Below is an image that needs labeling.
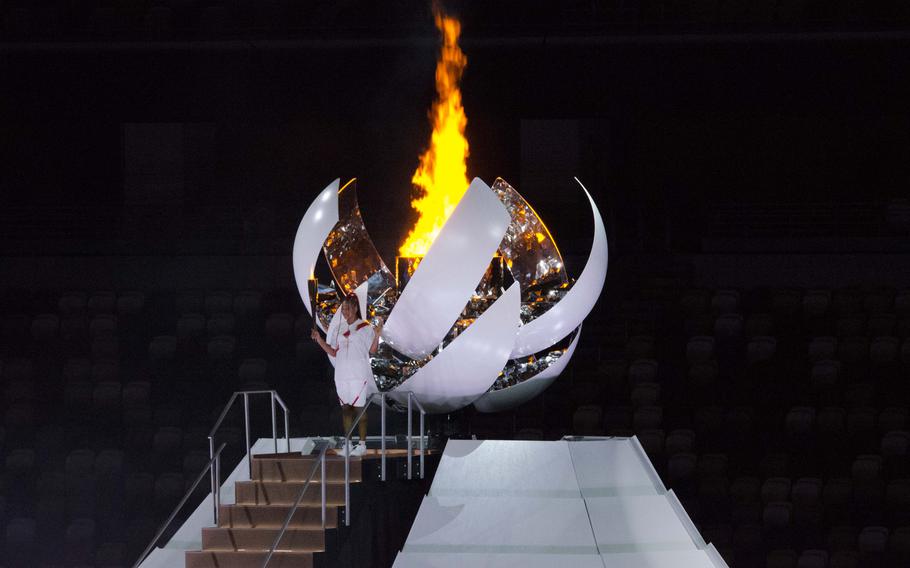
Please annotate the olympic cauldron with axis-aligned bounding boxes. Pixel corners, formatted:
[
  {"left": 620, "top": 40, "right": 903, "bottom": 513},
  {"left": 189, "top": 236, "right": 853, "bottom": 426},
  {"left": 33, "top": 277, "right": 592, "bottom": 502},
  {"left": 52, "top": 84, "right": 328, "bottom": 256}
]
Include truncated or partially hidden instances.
[{"left": 293, "top": 177, "right": 608, "bottom": 413}]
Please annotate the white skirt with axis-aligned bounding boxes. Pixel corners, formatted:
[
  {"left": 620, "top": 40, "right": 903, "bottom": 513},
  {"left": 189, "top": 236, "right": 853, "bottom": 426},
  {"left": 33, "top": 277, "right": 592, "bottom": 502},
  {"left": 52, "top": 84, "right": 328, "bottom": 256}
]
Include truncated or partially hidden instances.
[{"left": 335, "top": 378, "right": 370, "bottom": 407}]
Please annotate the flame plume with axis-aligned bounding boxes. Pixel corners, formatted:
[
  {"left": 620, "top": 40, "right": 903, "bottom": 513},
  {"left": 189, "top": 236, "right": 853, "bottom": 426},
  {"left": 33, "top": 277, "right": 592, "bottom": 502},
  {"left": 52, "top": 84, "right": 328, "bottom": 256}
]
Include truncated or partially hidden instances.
[{"left": 399, "top": 10, "right": 470, "bottom": 258}]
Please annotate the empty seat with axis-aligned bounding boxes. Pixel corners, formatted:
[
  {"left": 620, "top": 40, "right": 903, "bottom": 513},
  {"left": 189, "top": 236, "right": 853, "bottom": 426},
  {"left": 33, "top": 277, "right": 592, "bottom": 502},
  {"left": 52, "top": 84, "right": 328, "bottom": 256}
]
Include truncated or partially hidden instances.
[
  {"left": 711, "top": 289, "right": 740, "bottom": 314},
  {"left": 633, "top": 405, "right": 662, "bottom": 431},
  {"left": 30, "top": 313, "right": 59, "bottom": 341},
  {"left": 266, "top": 313, "right": 295, "bottom": 338},
  {"left": 92, "top": 382, "right": 122, "bottom": 413},
  {"left": 58, "top": 291, "right": 87, "bottom": 313},
  {"left": 744, "top": 313, "right": 774, "bottom": 337},
  {"left": 868, "top": 314, "right": 896, "bottom": 336},
  {"left": 746, "top": 336, "right": 776, "bottom": 363},
  {"left": 792, "top": 478, "right": 823, "bottom": 508},
  {"left": 207, "top": 335, "right": 236, "bottom": 360},
  {"left": 687, "top": 336, "right": 715, "bottom": 363},
  {"left": 91, "top": 359, "right": 119, "bottom": 382},
  {"left": 786, "top": 407, "right": 816, "bottom": 437},
  {"left": 64, "top": 518, "right": 96, "bottom": 563},
  {"left": 149, "top": 335, "right": 177, "bottom": 360},
  {"left": 797, "top": 550, "right": 828, "bottom": 568},
  {"left": 714, "top": 313, "right": 743, "bottom": 337},
  {"left": 233, "top": 290, "right": 262, "bottom": 318},
  {"left": 6, "top": 448, "right": 36, "bottom": 477},
  {"left": 177, "top": 313, "right": 206, "bottom": 339},
  {"left": 205, "top": 291, "right": 233, "bottom": 314},
  {"left": 836, "top": 317, "right": 865, "bottom": 337},
  {"left": 879, "top": 407, "right": 908, "bottom": 433},
  {"left": 881, "top": 431, "right": 910, "bottom": 459},
  {"left": 763, "top": 502, "right": 793, "bottom": 530},
  {"left": 207, "top": 313, "right": 235, "bottom": 335},
  {"left": 630, "top": 382, "right": 660, "bottom": 407},
  {"left": 117, "top": 290, "right": 146, "bottom": 315},
  {"left": 689, "top": 360, "right": 719, "bottom": 386},
  {"left": 94, "top": 449, "right": 124, "bottom": 478},
  {"left": 857, "top": 526, "right": 889, "bottom": 553},
  {"left": 176, "top": 290, "right": 204, "bottom": 314},
  {"left": 627, "top": 358, "right": 658, "bottom": 385},
  {"left": 870, "top": 336, "right": 899, "bottom": 364},
  {"left": 803, "top": 289, "right": 832, "bottom": 318},
  {"left": 810, "top": 359, "right": 841, "bottom": 391},
  {"left": 838, "top": 337, "right": 868, "bottom": 363},
  {"left": 625, "top": 335, "right": 655, "bottom": 360},
  {"left": 660, "top": 429, "right": 692, "bottom": 456},
  {"left": 89, "top": 314, "right": 117, "bottom": 336},
  {"left": 762, "top": 477, "right": 792, "bottom": 503},
  {"left": 122, "top": 381, "right": 151, "bottom": 407},
  {"left": 808, "top": 337, "right": 837, "bottom": 362},
  {"left": 572, "top": 405, "right": 603, "bottom": 435},
  {"left": 851, "top": 455, "right": 883, "bottom": 482}
]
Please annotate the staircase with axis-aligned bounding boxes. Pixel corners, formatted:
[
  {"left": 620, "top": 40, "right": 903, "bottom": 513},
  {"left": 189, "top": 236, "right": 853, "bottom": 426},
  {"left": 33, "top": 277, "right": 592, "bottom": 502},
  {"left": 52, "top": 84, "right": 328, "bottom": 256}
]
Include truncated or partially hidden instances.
[{"left": 184, "top": 451, "right": 361, "bottom": 568}]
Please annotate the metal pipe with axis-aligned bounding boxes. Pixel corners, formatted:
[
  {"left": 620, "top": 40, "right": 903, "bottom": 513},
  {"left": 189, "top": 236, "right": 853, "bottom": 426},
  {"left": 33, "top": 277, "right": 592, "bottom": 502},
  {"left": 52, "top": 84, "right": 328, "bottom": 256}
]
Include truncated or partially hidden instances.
[
  {"left": 207, "top": 392, "right": 239, "bottom": 439},
  {"left": 214, "top": 450, "right": 221, "bottom": 522},
  {"left": 321, "top": 451, "right": 327, "bottom": 528},
  {"left": 209, "top": 436, "right": 217, "bottom": 523},
  {"left": 420, "top": 410, "right": 425, "bottom": 479},
  {"left": 284, "top": 407, "right": 291, "bottom": 453},
  {"left": 262, "top": 445, "right": 326, "bottom": 568},
  {"left": 407, "top": 393, "right": 413, "bottom": 480},
  {"left": 243, "top": 392, "right": 252, "bottom": 479},
  {"left": 271, "top": 391, "right": 278, "bottom": 454},
  {"left": 344, "top": 442, "right": 350, "bottom": 526},
  {"left": 380, "top": 392, "right": 386, "bottom": 481}
]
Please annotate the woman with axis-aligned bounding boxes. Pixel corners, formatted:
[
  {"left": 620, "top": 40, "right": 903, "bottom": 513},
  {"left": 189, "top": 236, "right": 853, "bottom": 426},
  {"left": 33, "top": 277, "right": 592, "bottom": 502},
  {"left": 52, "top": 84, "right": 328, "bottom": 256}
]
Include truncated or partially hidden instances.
[{"left": 311, "top": 294, "right": 381, "bottom": 456}]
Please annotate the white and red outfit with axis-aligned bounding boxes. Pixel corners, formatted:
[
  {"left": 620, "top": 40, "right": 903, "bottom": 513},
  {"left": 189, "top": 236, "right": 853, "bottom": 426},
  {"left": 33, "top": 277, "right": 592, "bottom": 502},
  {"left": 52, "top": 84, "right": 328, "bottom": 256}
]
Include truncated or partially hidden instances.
[{"left": 327, "top": 317, "right": 375, "bottom": 407}]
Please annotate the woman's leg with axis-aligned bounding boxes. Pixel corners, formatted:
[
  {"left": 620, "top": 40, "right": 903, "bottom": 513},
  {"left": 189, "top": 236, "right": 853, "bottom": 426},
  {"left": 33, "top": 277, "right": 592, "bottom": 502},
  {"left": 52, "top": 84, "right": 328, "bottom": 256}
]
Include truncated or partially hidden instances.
[
  {"left": 341, "top": 404, "right": 353, "bottom": 437},
  {"left": 358, "top": 407, "right": 368, "bottom": 444}
]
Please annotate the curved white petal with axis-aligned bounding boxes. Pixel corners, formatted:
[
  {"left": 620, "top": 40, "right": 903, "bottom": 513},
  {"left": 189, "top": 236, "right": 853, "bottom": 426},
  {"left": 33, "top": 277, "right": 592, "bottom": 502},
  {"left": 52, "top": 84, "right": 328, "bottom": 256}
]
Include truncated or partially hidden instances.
[
  {"left": 292, "top": 179, "right": 340, "bottom": 331},
  {"left": 510, "top": 178, "right": 607, "bottom": 358},
  {"left": 383, "top": 177, "right": 512, "bottom": 359},
  {"left": 390, "top": 283, "right": 521, "bottom": 413},
  {"left": 474, "top": 326, "right": 581, "bottom": 413}
]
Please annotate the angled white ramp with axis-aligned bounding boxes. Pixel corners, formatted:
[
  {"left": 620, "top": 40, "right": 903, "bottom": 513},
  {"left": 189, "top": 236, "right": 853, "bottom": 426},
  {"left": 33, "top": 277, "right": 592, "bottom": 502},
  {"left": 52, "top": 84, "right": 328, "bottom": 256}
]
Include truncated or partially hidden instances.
[{"left": 393, "top": 438, "right": 728, "bottom": 568}]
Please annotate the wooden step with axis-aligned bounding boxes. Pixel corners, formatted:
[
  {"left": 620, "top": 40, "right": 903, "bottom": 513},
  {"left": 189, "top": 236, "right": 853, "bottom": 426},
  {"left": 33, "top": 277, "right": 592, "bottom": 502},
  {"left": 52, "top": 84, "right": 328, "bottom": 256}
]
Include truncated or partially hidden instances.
[
  {"left": 186, "top": 550, "right": 313, "bottom": 568},
  {"left": 235, "top": 480, "right": 347, "bottom": 506},
  {"left": 251, "top": 454, "right": 361, "bottom": 483},
  {"left": 202, "top": 527, "right": 325, "bottom": 552},
  {"left": 218, "top": 504, "right": 339, "bottom": 529}
]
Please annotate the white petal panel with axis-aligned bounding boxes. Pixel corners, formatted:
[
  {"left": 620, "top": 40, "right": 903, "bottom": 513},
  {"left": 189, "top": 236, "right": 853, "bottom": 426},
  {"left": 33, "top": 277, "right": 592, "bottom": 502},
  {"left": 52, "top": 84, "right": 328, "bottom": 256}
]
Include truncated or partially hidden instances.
[
  {"left": 473, "top": 326, "right": 581, "bottom": 413},
  {"left": 383, "top": 177, "right": 512, "bottom": 359},
  {"left": 510, "top": 178, "right": 608, "bottom": 358},
  {"left": 292, "top": 179, "right": 340, "bottom": 331},
  {"left": 391, "top": 283, "right": 521, "bottom": 413}
]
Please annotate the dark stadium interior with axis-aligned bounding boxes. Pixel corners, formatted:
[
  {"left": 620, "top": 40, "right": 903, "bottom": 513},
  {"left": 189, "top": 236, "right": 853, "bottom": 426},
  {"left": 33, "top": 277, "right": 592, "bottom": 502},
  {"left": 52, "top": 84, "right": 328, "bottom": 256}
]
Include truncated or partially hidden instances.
[{"left": 3, "top": 1, "right": 910, "bottom": 567}]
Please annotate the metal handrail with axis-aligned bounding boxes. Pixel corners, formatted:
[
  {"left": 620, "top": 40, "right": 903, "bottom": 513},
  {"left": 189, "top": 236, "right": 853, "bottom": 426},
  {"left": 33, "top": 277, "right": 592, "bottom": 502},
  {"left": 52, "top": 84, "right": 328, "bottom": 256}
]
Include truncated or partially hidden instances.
[
  {"left": 262, "top": 442, "right": 329, "bottom": 568},
  {"left": 132, "top": 443, "right": 227, "bottom": 568},
  {"left": 342, "top": 391, "right": 428, "bottom": 526},
  {"left": 207, "top": 390, "right": 291, "bottom": 524}
]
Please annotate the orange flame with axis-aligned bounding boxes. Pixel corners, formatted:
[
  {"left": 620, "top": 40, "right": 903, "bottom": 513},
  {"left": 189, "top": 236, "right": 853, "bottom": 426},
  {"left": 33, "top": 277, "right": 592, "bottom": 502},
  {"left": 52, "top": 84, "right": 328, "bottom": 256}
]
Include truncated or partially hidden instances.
[{"left": 399, "top": 11, "right": 469, "bottom": 258}]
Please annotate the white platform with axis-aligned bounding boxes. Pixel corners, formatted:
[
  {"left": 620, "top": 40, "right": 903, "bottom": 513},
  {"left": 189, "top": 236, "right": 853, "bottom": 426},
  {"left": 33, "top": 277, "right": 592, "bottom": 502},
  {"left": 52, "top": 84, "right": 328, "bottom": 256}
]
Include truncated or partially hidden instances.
[{"left": 394, "top": 438, "right": 728, "bottom": 568}]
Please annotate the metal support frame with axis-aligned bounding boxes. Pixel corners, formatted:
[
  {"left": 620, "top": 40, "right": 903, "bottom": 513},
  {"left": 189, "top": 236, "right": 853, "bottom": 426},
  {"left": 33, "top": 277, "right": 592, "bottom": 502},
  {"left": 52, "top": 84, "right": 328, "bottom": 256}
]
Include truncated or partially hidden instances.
[
  {"left": 262, "top": 441, "right": 329, "bottom": 568},
  {"left": 133, "top": 443, "right": 227, "bottom": 568},
  {"left": 207, "top": 390, "right": 292, "bottom": 525}
]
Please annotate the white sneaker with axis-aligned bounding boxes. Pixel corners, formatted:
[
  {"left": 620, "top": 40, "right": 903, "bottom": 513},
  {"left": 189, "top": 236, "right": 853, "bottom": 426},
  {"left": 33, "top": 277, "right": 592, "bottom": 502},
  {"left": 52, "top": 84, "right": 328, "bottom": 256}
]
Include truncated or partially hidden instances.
[
  {"left": 350, "top": 442, "right": 366, "bottom": 457},
  {"left": 337, "top": 441, "right": 353, "bottom": 456}
]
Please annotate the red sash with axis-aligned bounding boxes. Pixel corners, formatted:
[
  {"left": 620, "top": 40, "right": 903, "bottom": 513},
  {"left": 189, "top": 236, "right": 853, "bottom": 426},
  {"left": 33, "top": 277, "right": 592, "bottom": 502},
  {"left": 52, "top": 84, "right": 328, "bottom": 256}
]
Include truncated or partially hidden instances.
[{"left": 342, "top": 321, "right": 370, "bottom": 338}]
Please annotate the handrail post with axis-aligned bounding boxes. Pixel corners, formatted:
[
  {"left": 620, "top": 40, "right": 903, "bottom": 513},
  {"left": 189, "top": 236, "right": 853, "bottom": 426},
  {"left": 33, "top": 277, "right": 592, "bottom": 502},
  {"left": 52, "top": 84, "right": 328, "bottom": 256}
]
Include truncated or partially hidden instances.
[
  {"left": 270, "top": 391, "right": 278, "bottom": 454},
  {"left": 407, "top": 393, "right": 413, "bottom": 480},
  {"left": 284, "top": 407, "right": 290, "bottom": 453},
  {"left": 209, "top": 436, "right": 218, "bottom": 523},
  {"left": 420, "top": 408, "right": 425, "bottom": 479},
  {"left": 344, "top": 436, "right": 350, "bottom": 526},
  {"left": 214, "top": 450, "right": 221, "bottom": 522},
  {"left": 243, "top": 392, "right": 252, "bottom": 479},
  {"left": 321, "top": 452, "right": 327, "bottom": 528},
  {"left": 380, "top": 392, "right": 387, "bottom": 481}
]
